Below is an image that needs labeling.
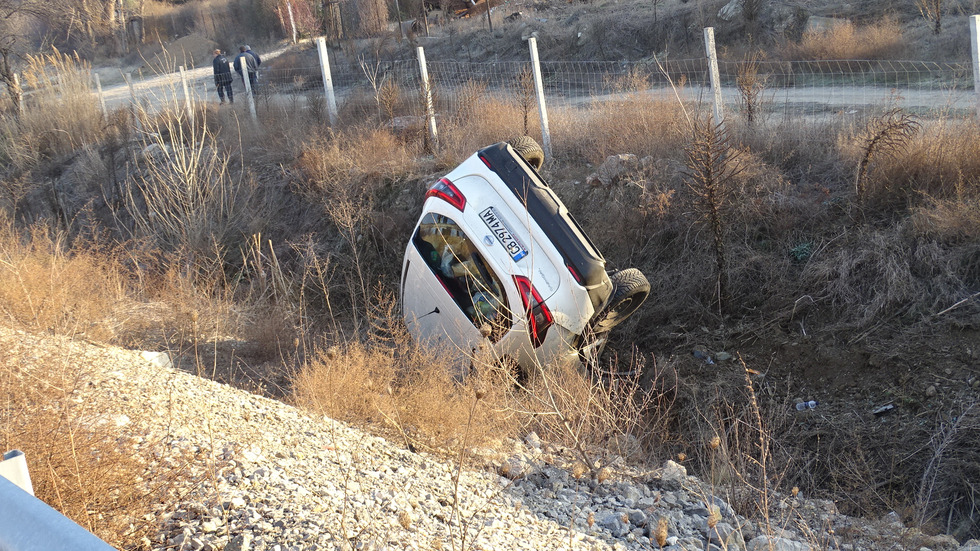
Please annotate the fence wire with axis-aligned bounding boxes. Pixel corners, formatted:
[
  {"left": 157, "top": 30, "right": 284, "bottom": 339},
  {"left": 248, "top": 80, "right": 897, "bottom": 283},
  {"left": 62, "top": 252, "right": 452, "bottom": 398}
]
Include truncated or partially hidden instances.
[{"left": 7, "top": 55, "right": 976, "bottom": 126}]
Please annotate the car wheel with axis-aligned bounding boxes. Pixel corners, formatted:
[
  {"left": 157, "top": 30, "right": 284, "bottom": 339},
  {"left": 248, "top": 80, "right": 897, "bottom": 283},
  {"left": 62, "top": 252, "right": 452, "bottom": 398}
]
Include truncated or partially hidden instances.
[
  {"left": 592, "top": 268, "right": 650, "bottom": 333},
  {"left": 508, "top": 136, "right": 545, "bottom": 170}
]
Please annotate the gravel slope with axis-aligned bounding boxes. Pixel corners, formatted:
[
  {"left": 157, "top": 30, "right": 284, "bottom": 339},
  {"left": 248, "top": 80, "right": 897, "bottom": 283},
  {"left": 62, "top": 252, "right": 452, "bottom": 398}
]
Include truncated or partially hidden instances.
[{"left": 2, "top": 325, "right": 974, "bottom": 551}]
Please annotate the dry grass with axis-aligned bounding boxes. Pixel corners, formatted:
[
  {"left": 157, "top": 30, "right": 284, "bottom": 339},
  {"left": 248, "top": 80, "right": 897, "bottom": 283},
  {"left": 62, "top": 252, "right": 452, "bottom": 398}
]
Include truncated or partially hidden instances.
[
  {"left": 297, "top": 125, "right": 420, "bottom": 191},
  {"left": 779, "top": 18, "right": 907, "bottom": 61},
  {"left": 6, "top": 22, "right": 980, "bottom": 544},
  {"left": 291, "top": 299, "right": 676, "bottom": 465},
  {"left": 433, "top": 80, "right": 538, "bottom": 167},
  {"left": 0, "top": 49, "right": 104, "bottom": 173},
  {"left": 0, "top": 220, "right": 129, "bottom": 338},
  {"left": 552, "top": 70, "right": 689, "bottom": 165},
  {"left": 0, "top": 331, "right": 182, "bottom": 550},
  {"left": 876, "top": 120, "right": 980, "bottom": 206}
]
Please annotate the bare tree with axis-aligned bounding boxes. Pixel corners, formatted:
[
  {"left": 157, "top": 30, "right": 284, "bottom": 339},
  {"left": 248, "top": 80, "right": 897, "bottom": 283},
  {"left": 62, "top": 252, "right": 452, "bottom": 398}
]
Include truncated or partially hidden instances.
[
  {"left": 683, "top": 118, "right": 743, "bottom": 315},
  {"left": 916, "top": 0, "right": 944, "bottom": 34}
]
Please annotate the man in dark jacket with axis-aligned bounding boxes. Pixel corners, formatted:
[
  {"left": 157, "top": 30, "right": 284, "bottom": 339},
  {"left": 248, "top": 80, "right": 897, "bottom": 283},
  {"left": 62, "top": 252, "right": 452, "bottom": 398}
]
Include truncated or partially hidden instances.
[
  {"left": 212, "top": 49, "right": 233, "bottom": 104},
  {"left": 233, "top": 45, "right": 259, "bottom": 95}
]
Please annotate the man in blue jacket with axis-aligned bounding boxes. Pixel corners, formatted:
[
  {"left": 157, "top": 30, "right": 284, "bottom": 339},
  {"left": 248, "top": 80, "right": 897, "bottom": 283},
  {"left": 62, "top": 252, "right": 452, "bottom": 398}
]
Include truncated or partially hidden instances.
[
  {"left": 233, "top": 46, "right": 259, "bottom": 95},
  {"left": 245, "top": 45, "right": 262, "bottom": 67}
]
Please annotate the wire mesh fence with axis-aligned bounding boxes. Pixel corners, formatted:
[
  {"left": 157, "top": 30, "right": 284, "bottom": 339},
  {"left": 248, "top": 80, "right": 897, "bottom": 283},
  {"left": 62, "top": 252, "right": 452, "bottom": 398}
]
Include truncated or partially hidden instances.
[
  {"left": 173, "top": 56, "right": 976, "bottom": 121},
  {"left": 6, "top": 51, "right": 977, "bottom": 132}
]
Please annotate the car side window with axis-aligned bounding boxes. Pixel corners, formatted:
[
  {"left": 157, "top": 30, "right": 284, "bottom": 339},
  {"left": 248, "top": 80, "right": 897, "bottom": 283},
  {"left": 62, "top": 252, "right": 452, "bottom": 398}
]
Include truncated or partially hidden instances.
[{"left": 413, "top": 213, "right": 510, "bottom": 341}]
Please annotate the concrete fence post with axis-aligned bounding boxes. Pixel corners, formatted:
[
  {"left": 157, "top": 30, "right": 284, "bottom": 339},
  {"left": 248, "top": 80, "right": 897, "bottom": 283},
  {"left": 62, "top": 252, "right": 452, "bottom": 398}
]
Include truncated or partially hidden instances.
[
  {"left": 527, "top": 37, "right": 552, "bottom": 161},
  {"left": 179, "top": 65, "right": 194, "bottom": 125},
  {"left": 241, "top": 61, "right": 257, "bottom": 121},
  {"left": 287, "top": 1, "right": 298, "bottom": 44},
  {"left": 971, "top": 15, "right": 980, "bottom": 120},
  {"left": 704, "top": 27, "right": 724, "bottom": 128},
  {"left": 93, "top": 72, "right": 108, "bottom": 120},
  {"left": 316, "top": 37, "right": 339, "bottom": 125},
  {"left": 11, "top": 73, "right": 23, "bottom": 117},
  {"left": 122, "top": 70, "right": 141, "bottom": 131},
  {"left": 417, "top": 46, "right": 438, "bottom": 151}
]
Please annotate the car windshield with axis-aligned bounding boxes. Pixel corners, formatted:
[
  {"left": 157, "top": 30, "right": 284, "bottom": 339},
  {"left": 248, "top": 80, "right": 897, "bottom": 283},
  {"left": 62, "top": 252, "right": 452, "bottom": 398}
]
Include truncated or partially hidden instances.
[{"left": 413, "top": 213, "right": 510, "bottom": 341}]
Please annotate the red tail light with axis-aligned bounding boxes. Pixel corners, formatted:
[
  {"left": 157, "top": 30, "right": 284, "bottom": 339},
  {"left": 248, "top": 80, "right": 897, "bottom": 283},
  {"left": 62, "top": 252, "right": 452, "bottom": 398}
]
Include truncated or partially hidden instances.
[
  {"left": 425, "top": 178, "right": 466, "bottom": 211},
  {"left": 514, "top": 275, "right": 553, "bottom": 348}
]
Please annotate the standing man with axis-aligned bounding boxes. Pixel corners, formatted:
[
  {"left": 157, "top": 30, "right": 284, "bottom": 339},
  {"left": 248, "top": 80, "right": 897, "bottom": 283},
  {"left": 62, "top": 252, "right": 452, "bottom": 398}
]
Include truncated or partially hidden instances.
[
  {"left": 244, "top": 45, "right": 261, "bottom": 67},
  {"left": 233, "top": 45, "right": 258, "bottom": 95},
  {"left": 212, "top": 49, "right": 233, "bottom": 104}
]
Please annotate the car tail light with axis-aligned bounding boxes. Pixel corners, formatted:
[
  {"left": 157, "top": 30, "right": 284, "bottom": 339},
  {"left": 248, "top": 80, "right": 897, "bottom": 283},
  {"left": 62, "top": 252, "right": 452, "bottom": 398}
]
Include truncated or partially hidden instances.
[
  {"left": 514, "top": 275, "right": 553, "bottom": 348},
  {"left": 566, "top": 263, "right": 583, "bottom": 285},
  {"left": 425, "top": 178, "right": 466, "bottom": 211}
]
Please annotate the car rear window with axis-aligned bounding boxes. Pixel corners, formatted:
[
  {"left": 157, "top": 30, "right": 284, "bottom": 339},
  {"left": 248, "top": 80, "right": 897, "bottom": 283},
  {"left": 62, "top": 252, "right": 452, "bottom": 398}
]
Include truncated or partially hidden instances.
[{"left": 413, "top": 213, "right": 511, "bottom": 342}]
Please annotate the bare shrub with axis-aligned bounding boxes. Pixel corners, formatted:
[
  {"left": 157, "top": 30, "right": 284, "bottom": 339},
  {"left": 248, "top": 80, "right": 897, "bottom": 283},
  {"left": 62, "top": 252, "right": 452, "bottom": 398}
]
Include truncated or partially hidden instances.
[
  {"left": 780, "top": 18, "right": 906, "bottom": 61},
  {"left": 295, "top": 128, "right": 420, "bottom": 322},
  {"left": 121, "top": 108, "right": 257, "bottom": 259},
  {"left": 516, "top": 353, "right": 678, "bottom": 473},
  {"left": 915, "top": 0, "right": 945, "bottom": 35},
  {"left": 848, "top": 108, "right": 920, "bottom": 205}
]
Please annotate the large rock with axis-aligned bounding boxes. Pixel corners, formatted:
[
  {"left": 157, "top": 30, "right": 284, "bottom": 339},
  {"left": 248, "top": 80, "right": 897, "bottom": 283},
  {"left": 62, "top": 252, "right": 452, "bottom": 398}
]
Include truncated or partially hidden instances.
[
  {"left": 747, "top": 535, "right": 811, "bottom": 551},
  {"left": 586, "top": 153, "right": 639, "bottom": 187}
]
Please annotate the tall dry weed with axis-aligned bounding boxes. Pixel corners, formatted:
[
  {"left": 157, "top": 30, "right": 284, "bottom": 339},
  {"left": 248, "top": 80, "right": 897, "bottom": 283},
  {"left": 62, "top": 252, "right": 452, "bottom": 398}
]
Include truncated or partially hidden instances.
[{"left": 0, "top": 48, "right": 103, "bottom": 172}]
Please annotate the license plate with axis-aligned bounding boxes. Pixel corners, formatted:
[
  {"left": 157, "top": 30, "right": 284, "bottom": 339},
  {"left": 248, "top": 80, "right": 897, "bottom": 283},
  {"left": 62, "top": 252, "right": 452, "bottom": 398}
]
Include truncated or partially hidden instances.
[{"left": 480, "top": 207, "right": 528, "bottom": 262}]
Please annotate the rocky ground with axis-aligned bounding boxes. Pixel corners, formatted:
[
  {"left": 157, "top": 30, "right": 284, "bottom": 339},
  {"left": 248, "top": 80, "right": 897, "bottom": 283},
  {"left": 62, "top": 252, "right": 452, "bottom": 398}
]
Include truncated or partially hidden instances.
[{"left": 3, "top": 325, "right": 978, "bottom": 551}]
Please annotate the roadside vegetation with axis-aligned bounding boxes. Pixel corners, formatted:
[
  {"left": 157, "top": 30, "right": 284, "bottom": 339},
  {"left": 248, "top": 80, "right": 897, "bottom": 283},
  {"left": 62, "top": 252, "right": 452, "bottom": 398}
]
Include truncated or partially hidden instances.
[{"left": 1, "top": 0, "right": 979, "bottom": 548}]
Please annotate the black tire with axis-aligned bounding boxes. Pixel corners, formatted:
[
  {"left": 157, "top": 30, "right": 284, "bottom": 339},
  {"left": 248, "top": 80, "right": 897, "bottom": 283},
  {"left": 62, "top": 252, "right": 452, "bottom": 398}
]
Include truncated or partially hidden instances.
[
  {"left": 509, "top": 136, "right": 545, "bottom": 170},
  {"left": 592, "top": 268, "right": 650, "bottom": 333}
]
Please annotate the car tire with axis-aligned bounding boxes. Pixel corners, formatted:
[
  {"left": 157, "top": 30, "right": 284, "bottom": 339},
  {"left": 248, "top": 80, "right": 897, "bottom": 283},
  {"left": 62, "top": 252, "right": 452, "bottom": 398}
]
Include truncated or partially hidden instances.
[
  {"left": 592, "top": 268, "right": 650, "bottom": 333},
  {"left": 509, "top": 136, "right": 545, "bottom": 170},
  {"left": 577, "top": 268, "right": 650, "bottom": 376}
]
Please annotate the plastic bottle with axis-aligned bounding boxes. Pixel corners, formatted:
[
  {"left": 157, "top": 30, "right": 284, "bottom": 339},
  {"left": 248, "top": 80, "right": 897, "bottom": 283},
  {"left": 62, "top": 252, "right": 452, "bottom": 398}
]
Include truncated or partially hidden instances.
[{"left": 795, "top": 400, "right": 818, "bottom": 411}]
